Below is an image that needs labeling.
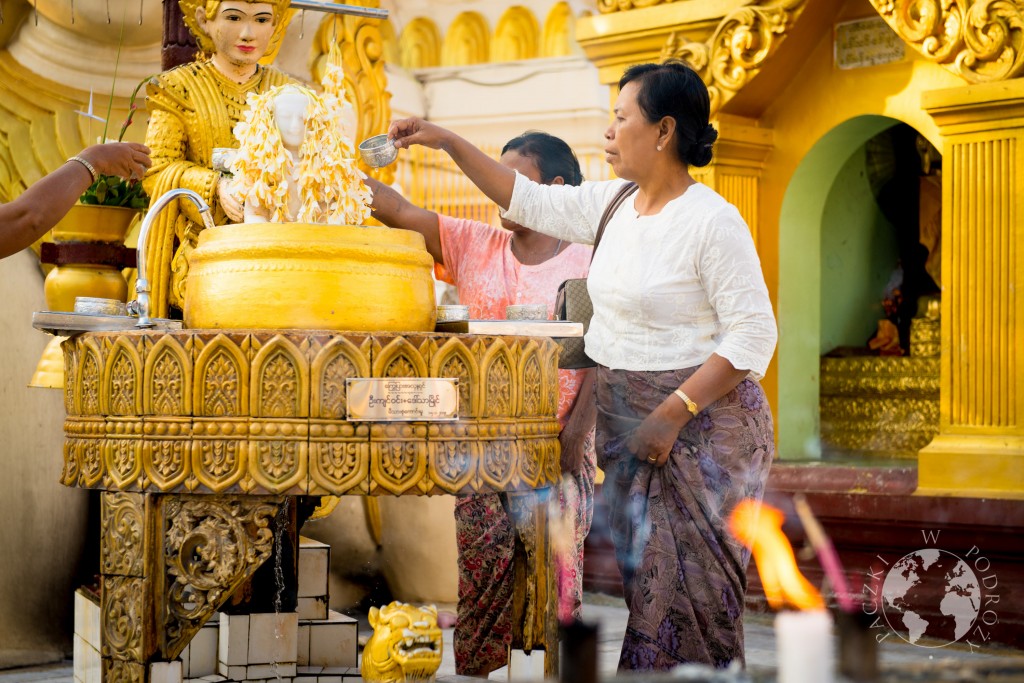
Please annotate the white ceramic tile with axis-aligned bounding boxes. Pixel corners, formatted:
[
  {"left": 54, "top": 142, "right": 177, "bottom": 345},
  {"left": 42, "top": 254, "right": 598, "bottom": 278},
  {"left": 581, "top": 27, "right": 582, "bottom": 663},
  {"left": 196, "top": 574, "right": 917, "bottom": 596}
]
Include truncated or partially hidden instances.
[
  {"left": 308, "top": 611, "right": 358, "bottom": 668},
  {"left": 248, "top": 612, "right": 299, "bottom": 664},
  {"left": 298, "top": 540, "right": 330, "bottom": 598},
  {"left": 297, "top": 596, "right": 329, "bottom": 621},
  {"left": 247, "top": 662, "right": 297, "bottom": 679},
  {"left": 318, "top": 677, "right": 344, "bottom": 683},
  {"left": 228, "top": 664, "right": 246, "bottom": 681},
  {"left": 73, "top": 634, "right": 102, "bottom": 683},
  {"left": 75, "top": 589, "right": 102, "bottom": 650},
  {"left": 508, "top": 649, "right": 546, "bottom": 682},
  {"left": 188, "top": 623, "right": 219, "bottom": 678},
  {"left": 298, "top": 665, "right": 323, "bottom": 675},
  {"left": 218, "top": 614, "right": 249, "bottom": 666},
  {"left": 149, "top": 660, "right": 183, "bottom": 683},
  {"left": 297, "top": 623, "right": 312, "bottom": 666}
]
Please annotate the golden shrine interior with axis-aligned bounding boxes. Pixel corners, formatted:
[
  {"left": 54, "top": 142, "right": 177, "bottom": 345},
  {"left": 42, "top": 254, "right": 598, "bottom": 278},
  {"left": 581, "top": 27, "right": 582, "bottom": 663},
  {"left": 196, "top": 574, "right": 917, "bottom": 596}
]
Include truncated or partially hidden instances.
[{"left": 1, "top": 0, "right": 1023, "bottom": 668}]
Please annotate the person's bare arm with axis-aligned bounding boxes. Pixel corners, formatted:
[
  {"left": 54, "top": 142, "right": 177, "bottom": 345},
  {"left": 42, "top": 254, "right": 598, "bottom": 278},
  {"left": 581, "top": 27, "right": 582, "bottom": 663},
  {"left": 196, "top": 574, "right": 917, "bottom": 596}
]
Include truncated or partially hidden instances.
[
  {"left": 0, "top": 142, "right": 151, "bottom": 260},
  {"left": 364, "top": 175, "right": 444, "bottom": 264},
  {"left": 388, "top": 118, "right": 516, "bottom": 211},
  {"left": 559, "top": 367, "right": 597, "bottom": 474}
]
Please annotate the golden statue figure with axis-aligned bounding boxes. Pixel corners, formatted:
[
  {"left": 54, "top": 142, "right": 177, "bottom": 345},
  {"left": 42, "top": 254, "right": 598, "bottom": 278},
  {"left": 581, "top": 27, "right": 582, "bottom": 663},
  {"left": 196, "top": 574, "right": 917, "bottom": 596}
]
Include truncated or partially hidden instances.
[{"left": 141, "top": 0, "right": 297, "bottom": 317}]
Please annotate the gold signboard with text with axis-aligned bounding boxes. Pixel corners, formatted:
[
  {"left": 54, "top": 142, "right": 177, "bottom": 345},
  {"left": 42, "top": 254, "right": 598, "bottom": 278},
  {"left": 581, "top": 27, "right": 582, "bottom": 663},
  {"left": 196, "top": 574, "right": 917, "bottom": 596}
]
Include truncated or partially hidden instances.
[{"left": 346, "top": 378, "right": 459, "bottom": 421}]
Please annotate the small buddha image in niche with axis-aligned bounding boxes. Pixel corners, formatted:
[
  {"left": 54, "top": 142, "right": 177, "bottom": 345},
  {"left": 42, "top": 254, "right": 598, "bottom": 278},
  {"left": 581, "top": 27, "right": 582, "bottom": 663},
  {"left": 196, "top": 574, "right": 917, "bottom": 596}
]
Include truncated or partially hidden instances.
[{"left": 231, "top": 75, "right": 371, "bottom": 225}]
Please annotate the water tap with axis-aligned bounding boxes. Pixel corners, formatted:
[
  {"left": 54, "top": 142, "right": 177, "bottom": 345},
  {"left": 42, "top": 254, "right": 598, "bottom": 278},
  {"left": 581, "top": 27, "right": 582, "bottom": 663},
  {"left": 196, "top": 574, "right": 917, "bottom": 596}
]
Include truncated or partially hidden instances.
[{"left": 128, "top": 189, "right": 215, "bottom": 328}]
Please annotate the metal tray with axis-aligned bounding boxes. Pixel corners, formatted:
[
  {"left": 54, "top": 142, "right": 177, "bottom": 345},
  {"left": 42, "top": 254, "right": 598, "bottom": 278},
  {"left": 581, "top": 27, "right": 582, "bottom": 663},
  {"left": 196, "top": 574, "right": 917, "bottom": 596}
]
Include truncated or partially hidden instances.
[
  {"left": 32, "top": 311, "right": 183, "bottom": 336},
  {"left": 434, "top": 319, "right": 583, "bottom": 337}
]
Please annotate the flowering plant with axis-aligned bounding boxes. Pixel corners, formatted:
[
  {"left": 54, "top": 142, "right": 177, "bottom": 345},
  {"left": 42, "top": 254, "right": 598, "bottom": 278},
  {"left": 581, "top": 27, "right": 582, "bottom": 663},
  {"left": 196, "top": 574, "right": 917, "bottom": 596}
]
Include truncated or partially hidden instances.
[{"left": 78, "top": 75, "right": 151, "bottom": 209}]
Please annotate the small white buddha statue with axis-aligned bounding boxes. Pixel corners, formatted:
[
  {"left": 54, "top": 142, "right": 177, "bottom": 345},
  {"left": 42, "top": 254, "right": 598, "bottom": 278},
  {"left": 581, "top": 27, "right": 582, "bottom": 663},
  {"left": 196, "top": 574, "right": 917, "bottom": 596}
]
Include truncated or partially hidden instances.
[{"left": 232, "top": 81, "right": 371, "bottom": 225}]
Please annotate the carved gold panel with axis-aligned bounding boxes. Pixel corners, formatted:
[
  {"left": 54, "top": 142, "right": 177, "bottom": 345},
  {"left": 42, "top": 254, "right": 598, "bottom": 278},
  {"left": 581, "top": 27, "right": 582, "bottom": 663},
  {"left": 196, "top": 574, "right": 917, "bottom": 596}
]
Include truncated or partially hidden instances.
[
  {"left": 103, "top": 417, "right": 145, "bottom": 490},
  {"left": 372, "top": 335, "right": 431, "bottom": 379},
  {"left": 480, "top": 339, "right": 518, "bottom": 419},
  {"left": 101, "top": 575, "right": 147, "bottom": 661},
  {"left": 369, "top": 423, "right": 429, "bottom": 495},
  {"left": 102, "top": 336, "right": 145, "bottom": 416},
  {"left": 309, "top": 421, "right": 370, "bottom": 495},
  {"left": 101, "top": 492, "right": 146, "bottom": 578},
  {"left": 144, "top": 332, "right": 194, "bottom": 416},
  {"left": 101, "top": 659, "right": 145, "bottom": 683},
  {"left": 63, "top": 339, "right": 78, "bottom": 416},
  {"left": 251, "top": 333, "right": 310, "bottom": 418},
  {"left": 515, "top": 418, "right": 561, "bottom": 490},
  {"left": 63, "top": 331, "right": 562, "bottom": 496},
  {"left": 310, "top": 334, "right": 373, "bottom": 420},
  {"left": 426, "top": 421, "right": 479, "bottom": 494},
  {"left": 477, "top": 419, "right": 519, "bottom": 492},
  {"left": 143, "top": 417, "right": 194, "bottom": 491},
  {"left": 431, "top": 336, "right": 482, "bottom": 418},
  {"left": 193, "top": 333, "right": 251, "bottom": 418},
  {"left": 246, "top": 419, "right": 310, "bottom": 494},
  {"left": 191, "top": 418, "right": 249, "bottom": 493}
]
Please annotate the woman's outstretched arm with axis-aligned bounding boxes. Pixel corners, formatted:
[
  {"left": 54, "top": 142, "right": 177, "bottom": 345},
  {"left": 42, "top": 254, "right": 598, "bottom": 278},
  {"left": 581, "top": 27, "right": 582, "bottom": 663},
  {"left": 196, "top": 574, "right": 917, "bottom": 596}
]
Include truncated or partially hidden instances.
[
  {"left": 363, "top": 176, "right": 444, "bottom": 264},
  {"left": 389, "top": 117, "right": 516, "bottom": 210}
]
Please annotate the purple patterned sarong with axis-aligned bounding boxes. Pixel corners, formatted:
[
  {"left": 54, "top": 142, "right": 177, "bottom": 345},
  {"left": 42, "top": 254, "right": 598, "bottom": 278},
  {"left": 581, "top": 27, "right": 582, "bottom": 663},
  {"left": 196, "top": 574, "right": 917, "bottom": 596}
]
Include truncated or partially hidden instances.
[{"left": 596, "top": 366, "right": 774, "bottom": 671}]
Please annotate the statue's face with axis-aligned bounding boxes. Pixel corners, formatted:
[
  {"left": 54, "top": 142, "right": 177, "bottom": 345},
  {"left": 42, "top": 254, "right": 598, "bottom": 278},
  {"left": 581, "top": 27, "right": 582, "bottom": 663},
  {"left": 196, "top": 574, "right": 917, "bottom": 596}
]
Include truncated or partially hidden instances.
[
  {"left": 199, "top": 1, "right": 276, "bottom": 69},
  {"left": 274, "top": 91, "right": 309, "bottom": 150}
]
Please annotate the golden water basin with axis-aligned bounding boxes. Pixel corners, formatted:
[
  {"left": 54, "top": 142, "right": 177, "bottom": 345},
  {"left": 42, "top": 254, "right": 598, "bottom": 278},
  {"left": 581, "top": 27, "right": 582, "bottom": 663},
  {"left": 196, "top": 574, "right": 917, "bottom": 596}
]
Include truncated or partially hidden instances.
[{"left": 185, "top": 223, "right": 437, "bottom": 333}]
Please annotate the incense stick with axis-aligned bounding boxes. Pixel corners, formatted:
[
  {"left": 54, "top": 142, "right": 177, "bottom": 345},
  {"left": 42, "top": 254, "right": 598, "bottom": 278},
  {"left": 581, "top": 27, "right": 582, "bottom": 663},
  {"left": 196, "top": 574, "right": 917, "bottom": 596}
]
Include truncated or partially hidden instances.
[{"left": 793, "top": 493, "right": 857, "bottom": 612}]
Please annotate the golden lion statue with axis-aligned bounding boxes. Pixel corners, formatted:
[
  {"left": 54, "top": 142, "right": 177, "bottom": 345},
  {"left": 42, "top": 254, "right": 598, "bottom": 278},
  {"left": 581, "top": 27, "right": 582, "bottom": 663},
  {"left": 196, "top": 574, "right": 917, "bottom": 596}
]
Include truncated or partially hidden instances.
[{"left": 361, "top": 602, "right": 443, "bottom": 683}]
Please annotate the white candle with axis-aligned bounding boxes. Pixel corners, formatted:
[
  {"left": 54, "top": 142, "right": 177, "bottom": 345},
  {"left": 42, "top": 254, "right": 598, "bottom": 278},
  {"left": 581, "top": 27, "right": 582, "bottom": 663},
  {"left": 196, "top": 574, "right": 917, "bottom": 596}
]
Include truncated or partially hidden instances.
[{"left": 774, "top": 609, "right": 834, "bottom": 683}]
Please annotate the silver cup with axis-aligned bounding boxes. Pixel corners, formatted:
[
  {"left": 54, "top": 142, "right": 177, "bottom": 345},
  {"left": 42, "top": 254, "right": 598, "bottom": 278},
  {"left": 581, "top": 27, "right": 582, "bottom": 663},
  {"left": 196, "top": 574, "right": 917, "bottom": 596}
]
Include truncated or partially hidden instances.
[
  {"left": 358, "top": 134, "right": 399, "bottom": 168},
  {"left": 436, "top": 305, "right": 470, "bottom": 323},
  {"left": 212, "top": 147, "right": 238, "bottom": 175},
  {"left": 74, "top": 297, "right": 127, "bottom": 316}
]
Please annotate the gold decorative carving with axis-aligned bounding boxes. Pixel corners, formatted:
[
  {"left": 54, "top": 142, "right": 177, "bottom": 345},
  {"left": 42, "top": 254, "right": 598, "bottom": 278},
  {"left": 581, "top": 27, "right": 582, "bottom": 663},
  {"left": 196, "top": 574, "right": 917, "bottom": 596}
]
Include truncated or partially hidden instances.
[
  {"left": 102, "top": 492, "right": 146, "bottom": 577},
  {"left": 369, "top": 423, "right": 430, "bottom": 495},
  {"left": 101, "top": 658, "right": 145, "bottom": 683},
  {"left": 910, "top": 316, "right": 941, "bottom": 357},
  {"left": 161, "top": 495, "right": 282, "bottom": 657},
  {"left": 426, "top": 422, "right": 480, "bottom": 494},
  {"left": 101, "top": 575, "right": 146, "bottom": 661},
  {"left": 868, "top": 0, "right": 1024, "bottom": 83},
  {"left": 432, "top": 336, "right": 481, "bottom": 418},
  {"left": 63, "top": 331, "right": 561, "bottom": 495},
  {"left": 659, "top": 0, "right": 807, "bottom": 114},
  {"left": 194, "top": 333, "right": 251, "bottom": 418},
  {"left": 820, "top": 355, "right": 939, "bottom": 456}
]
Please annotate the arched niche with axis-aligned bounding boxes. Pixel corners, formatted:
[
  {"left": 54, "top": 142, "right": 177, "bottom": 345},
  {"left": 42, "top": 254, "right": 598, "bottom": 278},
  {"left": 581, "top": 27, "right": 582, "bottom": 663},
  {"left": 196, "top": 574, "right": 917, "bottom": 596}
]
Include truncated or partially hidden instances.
[
  {"left": 777, "top": 114, "right": 942, "bottom": 460},
  {"left": 441, "top": 11, "right": 489, "bottom": 67},
  {"left": 379, "top": 19, "right": 400, "bottom": 66},
  {"left": 399, "top": 17, "right": 442, "bottom": 69},
  {"left": 541, "top": 2, "right": 574, "bottom": 58},
  {"left": 492, "top": 6, "right": 539, "bottom": 62}
]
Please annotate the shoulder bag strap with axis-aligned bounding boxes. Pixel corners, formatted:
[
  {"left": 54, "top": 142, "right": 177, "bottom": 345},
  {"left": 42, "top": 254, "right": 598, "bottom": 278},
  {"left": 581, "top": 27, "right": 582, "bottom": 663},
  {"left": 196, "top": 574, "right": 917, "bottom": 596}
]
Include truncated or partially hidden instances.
[{"left": 591, "top": 181, "right": 638, "bottom": 263}]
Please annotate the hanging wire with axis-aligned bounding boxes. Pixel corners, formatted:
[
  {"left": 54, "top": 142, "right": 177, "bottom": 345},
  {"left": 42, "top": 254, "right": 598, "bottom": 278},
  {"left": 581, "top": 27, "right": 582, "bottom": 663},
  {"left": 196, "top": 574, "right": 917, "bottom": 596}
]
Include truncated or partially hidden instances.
[
  {"left": 71, "top": 0, "right": 75, "bottom": 24},
  {"left": 1, "top": 0, "right": 6, "bottom": 24},
  {"left": 138, "top": 0, "right": 142, "bottom": 25},
  {"left": 32, "top": 0, "right": 38, "bottom": 25},
  {"left": 106, "top": 0, "right": 111, "bottom": 23}
]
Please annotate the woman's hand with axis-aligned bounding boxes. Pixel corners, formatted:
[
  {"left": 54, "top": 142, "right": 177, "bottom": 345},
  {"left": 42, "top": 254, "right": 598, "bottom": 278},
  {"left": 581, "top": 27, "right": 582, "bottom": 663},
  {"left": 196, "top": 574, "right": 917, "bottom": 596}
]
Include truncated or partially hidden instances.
[
  {"left": 388, "top": 117, "right": 452, "bottom": 151},
  {"left": 80, "top": 141, "right": 151, "bottom": 182},
  {"left": 627, "top": 397, "right": 690, "bottom": 467}
]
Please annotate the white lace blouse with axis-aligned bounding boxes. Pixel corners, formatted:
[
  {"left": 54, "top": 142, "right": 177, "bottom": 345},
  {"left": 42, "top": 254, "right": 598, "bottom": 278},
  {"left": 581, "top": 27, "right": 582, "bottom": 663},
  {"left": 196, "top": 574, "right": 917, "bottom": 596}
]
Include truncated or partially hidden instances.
[{"left": 502, "top": 173, "right": 777, "bottom": 378}]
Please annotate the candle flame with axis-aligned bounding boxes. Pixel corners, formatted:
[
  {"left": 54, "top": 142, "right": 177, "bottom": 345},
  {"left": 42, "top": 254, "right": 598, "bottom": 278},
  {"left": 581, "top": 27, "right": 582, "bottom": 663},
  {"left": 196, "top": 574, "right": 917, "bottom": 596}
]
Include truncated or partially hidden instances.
[{"left": 728, "top": 500, "right": 824, "bottom": 611}]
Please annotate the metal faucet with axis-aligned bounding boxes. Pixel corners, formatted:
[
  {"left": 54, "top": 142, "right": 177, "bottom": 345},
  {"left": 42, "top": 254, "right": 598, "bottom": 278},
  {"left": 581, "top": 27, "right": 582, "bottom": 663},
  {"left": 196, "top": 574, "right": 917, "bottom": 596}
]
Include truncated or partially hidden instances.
[{"left": 129, "top": 189, "right": 215, "bottom": 328}]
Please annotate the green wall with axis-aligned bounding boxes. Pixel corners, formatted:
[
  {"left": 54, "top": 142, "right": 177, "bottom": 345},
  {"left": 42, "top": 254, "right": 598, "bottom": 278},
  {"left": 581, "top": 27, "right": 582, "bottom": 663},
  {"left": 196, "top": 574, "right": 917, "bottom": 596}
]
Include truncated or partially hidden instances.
[
  {"left": 777, "top": 115, "right": 899, "bottom": 460},
  {"left": 819, "top": 150, "right": 899, "bottom": 354}
]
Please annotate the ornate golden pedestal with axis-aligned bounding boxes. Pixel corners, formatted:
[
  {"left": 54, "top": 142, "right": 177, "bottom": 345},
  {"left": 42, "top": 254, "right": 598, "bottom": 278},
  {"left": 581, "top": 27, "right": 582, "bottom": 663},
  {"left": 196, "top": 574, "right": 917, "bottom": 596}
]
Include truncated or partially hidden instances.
[{"left": 62, "top": 329, "right": 563, "bottom": 681}]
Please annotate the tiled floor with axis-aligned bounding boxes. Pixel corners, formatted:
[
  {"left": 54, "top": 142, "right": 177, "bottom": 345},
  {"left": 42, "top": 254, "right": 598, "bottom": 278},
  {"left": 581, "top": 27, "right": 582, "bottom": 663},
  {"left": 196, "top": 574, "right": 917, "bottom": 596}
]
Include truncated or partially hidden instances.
[{"left": 3, "top": 594, "right": 1023, "bottom": 682}]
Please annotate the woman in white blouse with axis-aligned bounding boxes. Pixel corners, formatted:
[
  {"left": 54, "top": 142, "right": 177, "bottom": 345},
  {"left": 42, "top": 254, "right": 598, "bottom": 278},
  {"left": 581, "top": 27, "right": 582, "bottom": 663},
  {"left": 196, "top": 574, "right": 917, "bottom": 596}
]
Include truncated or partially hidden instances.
[{"left": 389, "top": 61, "right": 777, "bottom": 671}]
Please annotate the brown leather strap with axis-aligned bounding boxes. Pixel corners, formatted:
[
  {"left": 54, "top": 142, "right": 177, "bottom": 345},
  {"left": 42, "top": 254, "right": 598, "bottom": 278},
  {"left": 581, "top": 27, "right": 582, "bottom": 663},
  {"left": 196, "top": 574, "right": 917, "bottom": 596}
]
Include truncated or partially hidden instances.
[{"left": 591, "top": 181, "right": 638, "bottom": 263}]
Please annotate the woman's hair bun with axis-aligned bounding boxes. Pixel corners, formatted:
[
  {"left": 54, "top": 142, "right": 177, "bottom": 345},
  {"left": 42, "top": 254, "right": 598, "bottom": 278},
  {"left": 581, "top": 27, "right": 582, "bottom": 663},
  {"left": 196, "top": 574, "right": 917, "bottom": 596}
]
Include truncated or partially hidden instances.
[{"left": 684, "top": 124, "right": 718, "bottom": 167}]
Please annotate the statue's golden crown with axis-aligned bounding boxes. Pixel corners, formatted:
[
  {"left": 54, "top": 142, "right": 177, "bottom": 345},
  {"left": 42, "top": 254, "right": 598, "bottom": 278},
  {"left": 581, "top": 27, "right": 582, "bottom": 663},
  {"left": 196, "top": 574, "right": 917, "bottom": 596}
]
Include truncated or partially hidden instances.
[{"left": 179, "top": 0, "right": 293, "bottom": 58}]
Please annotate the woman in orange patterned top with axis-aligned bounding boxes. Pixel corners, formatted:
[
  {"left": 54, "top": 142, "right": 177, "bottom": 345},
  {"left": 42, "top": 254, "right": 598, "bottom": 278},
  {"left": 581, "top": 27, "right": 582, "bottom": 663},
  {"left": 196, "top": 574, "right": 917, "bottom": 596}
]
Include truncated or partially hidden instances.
[{"left": 364, "top": 131, "right": 596, "bottom": 676}]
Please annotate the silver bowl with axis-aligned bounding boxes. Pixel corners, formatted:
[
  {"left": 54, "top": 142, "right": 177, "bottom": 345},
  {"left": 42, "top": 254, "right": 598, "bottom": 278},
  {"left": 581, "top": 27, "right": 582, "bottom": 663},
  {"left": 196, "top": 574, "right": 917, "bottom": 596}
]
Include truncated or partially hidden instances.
[
  {"left": 359, "top": 134, "right": 398, "bottom": 168},
  {"left": 506, "top": 304, "right": 549, "bottom": 321},
  {"left": 436, "top": 305, "right": 470, "bottom": 323}
]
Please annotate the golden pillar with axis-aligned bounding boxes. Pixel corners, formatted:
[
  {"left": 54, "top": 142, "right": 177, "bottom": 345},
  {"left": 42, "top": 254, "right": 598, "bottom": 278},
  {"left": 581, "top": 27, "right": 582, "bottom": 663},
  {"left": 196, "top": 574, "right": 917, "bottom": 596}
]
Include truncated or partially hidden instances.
[
  {"left": 701, "top": 114, "right": 773, "bottom": 244},
  {"left": 919, "top": 79, "right": 1024, "bottom": 498}
]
